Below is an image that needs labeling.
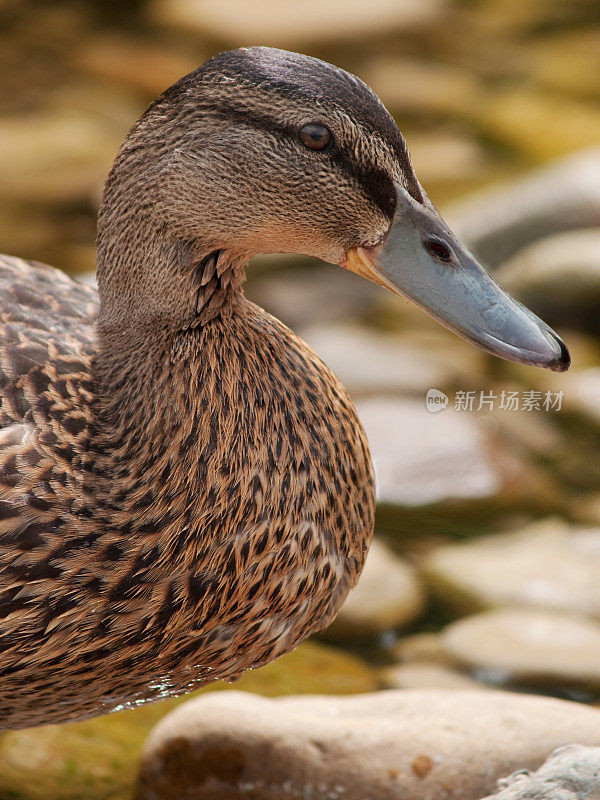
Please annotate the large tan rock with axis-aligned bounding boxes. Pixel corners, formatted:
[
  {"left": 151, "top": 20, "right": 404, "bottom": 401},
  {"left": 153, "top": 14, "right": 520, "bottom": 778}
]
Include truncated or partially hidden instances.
[{"left": 135, "top": 690, "right": 600, "bottom": 800}]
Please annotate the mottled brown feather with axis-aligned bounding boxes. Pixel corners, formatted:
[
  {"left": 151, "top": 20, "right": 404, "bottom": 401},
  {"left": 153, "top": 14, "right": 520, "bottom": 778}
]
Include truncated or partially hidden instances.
[{"left": 0, "top": 252, "right": 374, "bottom": 728}]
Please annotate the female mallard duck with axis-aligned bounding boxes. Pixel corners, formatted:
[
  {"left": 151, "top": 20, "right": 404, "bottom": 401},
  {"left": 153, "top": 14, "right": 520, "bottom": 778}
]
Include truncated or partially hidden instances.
[{"left": 0, "top": 47, "right": 569, "bottom": 729}]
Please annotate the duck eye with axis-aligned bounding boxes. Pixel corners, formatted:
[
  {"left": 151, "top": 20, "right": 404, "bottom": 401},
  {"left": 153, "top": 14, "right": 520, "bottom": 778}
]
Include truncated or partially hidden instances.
[
  {"left": 298, "top": 123, "right": 333, "bottom": 151},
  {"left": 423, "top": 236, "right": 453, "bottom": 263}
]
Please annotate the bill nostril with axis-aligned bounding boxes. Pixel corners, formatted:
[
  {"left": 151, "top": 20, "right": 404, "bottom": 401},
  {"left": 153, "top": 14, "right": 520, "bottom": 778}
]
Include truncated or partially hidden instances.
[{"left": 422, "top": 236, "right": 454, "bottom": 263}]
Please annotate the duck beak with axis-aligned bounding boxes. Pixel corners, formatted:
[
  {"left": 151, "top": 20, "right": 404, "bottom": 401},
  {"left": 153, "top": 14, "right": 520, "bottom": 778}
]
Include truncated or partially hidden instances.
[{"left": 343, "top": 182, "right": 570, "bottom": 372}]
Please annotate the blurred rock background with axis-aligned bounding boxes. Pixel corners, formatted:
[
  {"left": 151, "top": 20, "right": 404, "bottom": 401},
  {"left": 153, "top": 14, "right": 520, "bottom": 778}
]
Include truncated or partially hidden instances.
[{"left": 1, "top": 0, "right": 600, "bottom": 798}]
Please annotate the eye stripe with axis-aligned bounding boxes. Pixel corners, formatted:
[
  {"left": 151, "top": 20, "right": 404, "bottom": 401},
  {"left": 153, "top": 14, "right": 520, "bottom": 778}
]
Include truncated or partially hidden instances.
[{"left": 191, "top": 101, "right": 397, "bottom": 218}]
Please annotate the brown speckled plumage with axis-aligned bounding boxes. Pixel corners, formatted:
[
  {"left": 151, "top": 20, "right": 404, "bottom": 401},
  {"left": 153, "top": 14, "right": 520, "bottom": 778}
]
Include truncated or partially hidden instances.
[{"left": 0, "top": 46, "right": 424, "bottom": 728}]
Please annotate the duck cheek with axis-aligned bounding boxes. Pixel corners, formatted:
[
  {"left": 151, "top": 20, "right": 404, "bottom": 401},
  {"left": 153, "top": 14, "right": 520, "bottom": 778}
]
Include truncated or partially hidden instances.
[{"left": 240, "top": 217, "right": 346, "bottom": 264}]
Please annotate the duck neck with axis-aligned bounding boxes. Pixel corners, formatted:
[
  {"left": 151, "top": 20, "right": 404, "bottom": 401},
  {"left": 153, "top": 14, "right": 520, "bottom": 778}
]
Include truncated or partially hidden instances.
[{"left": 94, "top": 207, "right": 248, "bottom": 433}]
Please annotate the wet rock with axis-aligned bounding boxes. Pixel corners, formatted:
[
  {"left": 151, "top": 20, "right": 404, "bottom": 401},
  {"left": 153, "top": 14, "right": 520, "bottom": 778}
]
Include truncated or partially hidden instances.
[
  {"left": 135, "top": 689, "right": 600, "bottom": 800},
  {"left": 229, "top": 640, "right": 378, "bottom": 698},
  {"left": 424, "top": 518, "right": 600, "bottom": 618},
  {"left": 150, "top": 0, "right": 446, "bottom": 47},
  {"left": 301, "top": 324, "right": 485, "bottom": 397},
  {"left": 442, "top": 608, "right": 600, "bottom": 690},
  {"left": 445, "top": 146, "right": 600, "bottom": 268},
  {"left": 323, "top": 538, "right": 425, "bottom": 641},
  {"left": 355, "top": 398, "right": 557, "bottom": 512},
  {"left": 496, "top": 229, "right": 600, "bottom": 333},
  {"left": 481, "top": 745, "right": 600, "bottom": 800}
]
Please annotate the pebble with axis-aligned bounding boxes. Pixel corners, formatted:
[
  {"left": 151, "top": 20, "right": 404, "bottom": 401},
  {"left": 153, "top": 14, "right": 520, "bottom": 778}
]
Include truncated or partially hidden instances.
[
  {"left": 496, "top": 228, "right": 600, "bottom": 332},
  {"left": 563, "top": 367, "right": 600, "bottom": 428},
  {"left": 408, "top": 131, "right": 492, "bottom": 185},
  {"left": 483, "top": 410, "right": 562, "bottom": 459},
  {"left": 355, "top": 398, "right": 556, "bottom": 511},
  {"left": 476, "top": 89, "right": 600, "bottom": 162},
  {"left": 392, "top": 632, "right": 448, "bottom": 664},
  {"left": 323, "top": 538, "right": 425, "bottom": 641},
  {"left": 441, "top": 608, "right": 600, "bottom": 690},
  {"left": 572, "top": 493, "right": 600, "bottom": 525},
  {"left": 424, "top": 518, "right": 600, "bottom": 618},
  {"left": 528, "top": 28, "right": 600, "bottom": 100},
  {"left": 481, "top": 745, "right": 600, "bottom": 800},
  {"left": 445, "top": 146, "right": 600, "bottom": 268},
  {"left": 76, "top": 34, "right": 202, "bottom": 97},
  {"left": 149, "top": 0, "right": 446, "bottom": 47},
  {"left": 135, "top": 689, "right": 600, "bottom": 800},
  {"left": 0, "top": 109, "right": 123, "bottom": 205},
  {"left": 300, "top": 324, "right": 485, "bottom": 397},
  {"left": 380, "top": 662, "right": 487, "bottom": 692},
  {"left": 363, "top": 57, "right": 484, "bottom": 118},
  {"left": 246, "top": 263, "right": 382, "bottom": 330}
]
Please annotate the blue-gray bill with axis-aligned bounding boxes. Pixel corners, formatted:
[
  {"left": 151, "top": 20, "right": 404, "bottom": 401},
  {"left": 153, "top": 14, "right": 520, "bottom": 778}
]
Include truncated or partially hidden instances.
[{"left": 344, "top": 183, "right": 570, "bottom": 372}]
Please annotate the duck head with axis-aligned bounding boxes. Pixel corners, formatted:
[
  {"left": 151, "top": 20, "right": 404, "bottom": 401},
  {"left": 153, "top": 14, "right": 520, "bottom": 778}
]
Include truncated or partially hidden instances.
[{"left": 98, "top": 46, "right": 569, "bottom": 371}]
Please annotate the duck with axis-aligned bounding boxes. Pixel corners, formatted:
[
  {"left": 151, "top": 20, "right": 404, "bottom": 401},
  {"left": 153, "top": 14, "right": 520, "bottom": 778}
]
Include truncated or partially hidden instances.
[{"left": 0, "top": 46, "right": 570, "bottom": 730}]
